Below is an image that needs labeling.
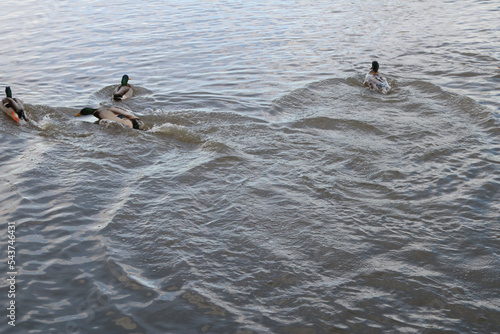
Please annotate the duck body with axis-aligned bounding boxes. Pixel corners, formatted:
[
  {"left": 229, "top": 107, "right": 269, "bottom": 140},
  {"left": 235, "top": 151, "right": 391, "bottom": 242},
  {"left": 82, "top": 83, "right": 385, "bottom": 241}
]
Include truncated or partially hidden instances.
[
  {"left": 364, "top": 73, "right": 391, "bottom": 94},
  {"left": 1, "top": 87, "right": 28, "bottom": 123},
  {"left": 113, "top": 75, "right": 133, "bottom": 101},
  {"left": 363, "top": 61, "right": 391, "bottom": 94},
  {"left": 76, "top": 106, "right": 145, "bottom": 130}
]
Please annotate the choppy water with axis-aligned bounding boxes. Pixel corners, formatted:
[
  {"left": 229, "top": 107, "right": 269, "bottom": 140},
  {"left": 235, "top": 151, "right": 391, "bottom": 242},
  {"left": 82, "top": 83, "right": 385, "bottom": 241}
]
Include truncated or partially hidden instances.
[{"left": 1, "top": 0, "right": 499, "bottom": 333}]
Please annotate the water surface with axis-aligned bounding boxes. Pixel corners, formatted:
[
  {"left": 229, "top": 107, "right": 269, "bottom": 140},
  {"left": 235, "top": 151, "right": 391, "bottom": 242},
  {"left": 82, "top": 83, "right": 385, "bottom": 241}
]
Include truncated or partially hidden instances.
[{"left": 1, "top": 0, "right": 499, "bottom": 333}]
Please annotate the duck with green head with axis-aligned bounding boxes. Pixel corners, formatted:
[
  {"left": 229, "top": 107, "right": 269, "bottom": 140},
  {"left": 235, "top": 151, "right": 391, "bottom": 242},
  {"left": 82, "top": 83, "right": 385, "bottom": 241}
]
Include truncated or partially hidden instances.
[
  {"left": 113, "top": 75, "right": 133, "bottom": 101},
  {"left": 363, "top": 61, "right": 391, "bottom": 94},
  {"left": 75, "top": 106, "right": 145, "bottom": 130},
  {"left": 1, "top": 87, "right": 28, "bottom": 123}
]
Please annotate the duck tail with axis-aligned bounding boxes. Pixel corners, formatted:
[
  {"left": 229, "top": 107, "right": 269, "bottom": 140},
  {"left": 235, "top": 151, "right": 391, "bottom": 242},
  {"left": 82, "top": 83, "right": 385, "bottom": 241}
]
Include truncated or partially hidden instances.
[
  {"left": 19, "top": 110, "right": 28, "bottom": 121},
  {"left": 113, "top": 94, "right": 123, "bottom": 101}
]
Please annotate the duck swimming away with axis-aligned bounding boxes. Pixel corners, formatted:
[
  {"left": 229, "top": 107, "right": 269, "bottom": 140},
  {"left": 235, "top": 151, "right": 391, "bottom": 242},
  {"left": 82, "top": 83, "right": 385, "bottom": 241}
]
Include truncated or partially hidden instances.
[
  {"left": 113, "top": 75, "right": 133, "bottom": 101},
  {"left": 1, "top": 87, "right": 28, "bottom": 123},
  {"left": 75, "top": 106, "right": 145, "bottom": 130},
  {"left": 363, "top": 61, "right": 391, "bottom": 94}
]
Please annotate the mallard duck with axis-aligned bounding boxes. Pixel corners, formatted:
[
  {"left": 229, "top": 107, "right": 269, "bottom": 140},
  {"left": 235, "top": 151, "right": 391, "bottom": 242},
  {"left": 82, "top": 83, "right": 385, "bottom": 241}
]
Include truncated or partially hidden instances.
[
  {"left": 75, "top": 106, "right": 145, "bottom": 130},
  {"left": 363, "top": 61, "right": 391, "bottom": 94},
  {"left": 1, "top": 87, "right": 28, "bottom": 123},
  {"left": 113, "top": 75, "right": 133, "bottom": 101}
]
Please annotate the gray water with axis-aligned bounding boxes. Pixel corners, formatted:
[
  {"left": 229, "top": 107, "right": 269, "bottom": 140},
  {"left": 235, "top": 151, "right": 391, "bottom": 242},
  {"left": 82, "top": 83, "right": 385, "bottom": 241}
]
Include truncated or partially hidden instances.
[{"left": 1, "top": 0, "right": 499, "bottom": 333}]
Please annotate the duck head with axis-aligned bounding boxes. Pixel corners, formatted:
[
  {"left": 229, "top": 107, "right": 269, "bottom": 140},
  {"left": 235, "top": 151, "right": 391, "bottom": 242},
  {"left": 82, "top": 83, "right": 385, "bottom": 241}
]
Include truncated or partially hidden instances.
[
  {"left": 75, "top": 107, "right": 97, "bottom": 117},
  {"left": 121, "top": 75, "right": 130, "bottom": 86},
  {"left": 5, "top": 86, "right": 12, "bottom": 98}
]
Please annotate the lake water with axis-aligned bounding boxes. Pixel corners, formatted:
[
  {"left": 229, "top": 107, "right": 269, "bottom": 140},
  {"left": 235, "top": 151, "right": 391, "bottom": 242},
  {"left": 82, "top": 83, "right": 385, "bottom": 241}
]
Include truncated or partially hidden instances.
[{"left": 1, "top": 0, "right": 499, "bottom": 333}]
